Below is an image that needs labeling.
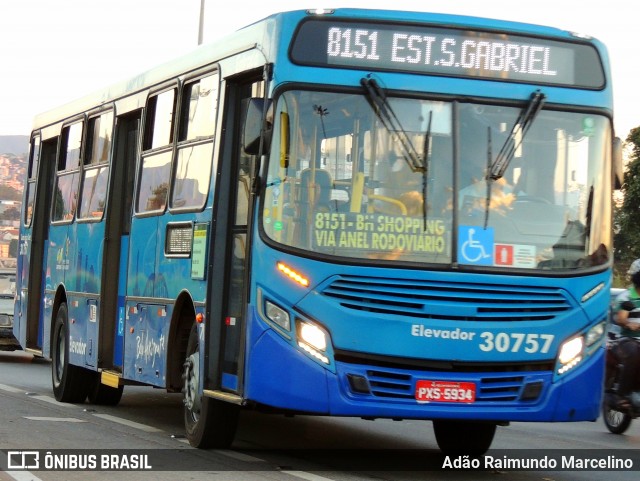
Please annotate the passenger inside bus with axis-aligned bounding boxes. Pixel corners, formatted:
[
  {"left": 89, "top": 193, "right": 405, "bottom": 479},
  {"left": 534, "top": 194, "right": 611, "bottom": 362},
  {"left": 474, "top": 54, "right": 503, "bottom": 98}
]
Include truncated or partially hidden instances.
[{"left": 299, "top": 168, "right": 336, "bottom": 214}]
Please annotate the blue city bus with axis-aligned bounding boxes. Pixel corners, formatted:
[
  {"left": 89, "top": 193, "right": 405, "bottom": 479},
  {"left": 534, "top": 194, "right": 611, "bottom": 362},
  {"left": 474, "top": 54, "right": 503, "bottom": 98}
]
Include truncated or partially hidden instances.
[{"left": 14, "top": 9, "right": 620, "bottom": 454}]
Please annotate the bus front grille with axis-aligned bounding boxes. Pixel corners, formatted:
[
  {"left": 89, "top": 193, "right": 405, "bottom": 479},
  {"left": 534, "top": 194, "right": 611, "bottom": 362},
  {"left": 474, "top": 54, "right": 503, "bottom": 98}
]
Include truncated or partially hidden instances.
[
  {"left": 341, "top": 362, "right": 552, "bottom": 404},
  {"left": 322, "top": 276, "right": 572, "bottom": 322},
  {"left": 364, "top": 369, "right": 530, "bottom": 402}
]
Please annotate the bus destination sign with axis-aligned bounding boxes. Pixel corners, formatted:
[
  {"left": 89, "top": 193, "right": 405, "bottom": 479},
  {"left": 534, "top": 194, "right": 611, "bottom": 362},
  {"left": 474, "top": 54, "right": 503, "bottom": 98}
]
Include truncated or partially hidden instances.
[{"left": 290, "top": 19, "right": 604, "bottom": 88}]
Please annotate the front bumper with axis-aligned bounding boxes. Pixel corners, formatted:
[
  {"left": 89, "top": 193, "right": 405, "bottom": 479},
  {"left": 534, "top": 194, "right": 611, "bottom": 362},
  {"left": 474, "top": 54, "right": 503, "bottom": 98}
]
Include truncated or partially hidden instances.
[{"left": 245, "top": 320, "right": 603, "bottom": 422}]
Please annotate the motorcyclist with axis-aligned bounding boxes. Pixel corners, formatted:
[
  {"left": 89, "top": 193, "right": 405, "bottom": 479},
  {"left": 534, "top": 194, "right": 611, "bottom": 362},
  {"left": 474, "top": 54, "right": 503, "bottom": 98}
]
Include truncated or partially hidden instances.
[{"left": 612, "top": 260, "right": 640, "bottom": 410}]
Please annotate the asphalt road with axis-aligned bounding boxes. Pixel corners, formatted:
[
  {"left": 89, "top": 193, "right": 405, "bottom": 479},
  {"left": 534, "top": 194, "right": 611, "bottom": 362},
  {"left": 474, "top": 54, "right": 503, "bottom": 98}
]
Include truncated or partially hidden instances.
[{"left": 1, "top": 350, "right": 639, "bottom": 481}]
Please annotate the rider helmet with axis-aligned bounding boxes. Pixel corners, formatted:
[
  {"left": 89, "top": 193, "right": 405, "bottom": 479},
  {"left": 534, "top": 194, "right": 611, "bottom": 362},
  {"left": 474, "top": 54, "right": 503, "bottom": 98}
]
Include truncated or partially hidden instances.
[{"left": 628, "top": 259, "right": 640, "bottom": 276}]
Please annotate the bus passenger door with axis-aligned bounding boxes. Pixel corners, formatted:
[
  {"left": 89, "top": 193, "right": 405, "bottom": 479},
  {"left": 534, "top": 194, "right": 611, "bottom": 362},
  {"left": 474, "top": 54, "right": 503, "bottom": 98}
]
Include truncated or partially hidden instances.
[
  {"left": 20, "top": 137, "right": 57, "bottom": 353},
  {"left": 99, "top": 111, "right": 141, "bottom": 371},
  {"left": 205, "top": 75, "right": 263, "bottom": 397}
]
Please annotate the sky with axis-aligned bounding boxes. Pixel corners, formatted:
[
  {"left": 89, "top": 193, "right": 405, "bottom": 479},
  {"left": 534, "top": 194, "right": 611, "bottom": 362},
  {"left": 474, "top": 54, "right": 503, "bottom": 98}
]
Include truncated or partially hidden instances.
[{"left": 1, "top": 0, "right": 637, "bottom": 143}]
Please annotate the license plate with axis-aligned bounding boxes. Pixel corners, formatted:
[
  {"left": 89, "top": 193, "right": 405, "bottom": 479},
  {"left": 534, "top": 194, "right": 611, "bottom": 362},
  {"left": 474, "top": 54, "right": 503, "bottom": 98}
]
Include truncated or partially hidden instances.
[{"left": 415, "top": 380, "right": 476, "bottom": 403}]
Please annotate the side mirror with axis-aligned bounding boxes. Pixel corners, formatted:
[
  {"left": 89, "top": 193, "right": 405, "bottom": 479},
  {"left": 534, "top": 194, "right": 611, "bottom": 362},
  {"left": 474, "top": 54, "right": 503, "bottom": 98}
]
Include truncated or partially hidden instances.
[
  {"left": 242, "top": 98, "right": 272, "bottom": 156},
  {"left": 613, "top": 137, "right": 623, "bottom": 190}
]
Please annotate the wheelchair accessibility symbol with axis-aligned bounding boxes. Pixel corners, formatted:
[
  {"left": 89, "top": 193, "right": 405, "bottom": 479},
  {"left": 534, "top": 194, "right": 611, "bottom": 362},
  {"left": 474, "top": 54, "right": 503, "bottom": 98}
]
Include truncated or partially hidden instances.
[{"left": 458, "top": 226, "right": 494, "bottom": 265}]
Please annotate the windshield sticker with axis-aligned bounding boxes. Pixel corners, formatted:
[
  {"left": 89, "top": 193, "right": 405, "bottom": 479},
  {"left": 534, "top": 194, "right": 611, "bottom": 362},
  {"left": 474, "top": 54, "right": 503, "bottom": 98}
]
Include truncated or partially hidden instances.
[
  {"left": 190, "top": 223, "right": 208, "bottom": 280},
  {"left": 582, "top": 117, "right": 595, "bottom": 136},
  {"left": 458, "top": 226, "right": 493, "bottom": 265},
  {"left": 494, "top": 243, "right": 537, "bottom": 268},
  {"left": 313, "top": 212, "right": 448, "bottom": 253}
]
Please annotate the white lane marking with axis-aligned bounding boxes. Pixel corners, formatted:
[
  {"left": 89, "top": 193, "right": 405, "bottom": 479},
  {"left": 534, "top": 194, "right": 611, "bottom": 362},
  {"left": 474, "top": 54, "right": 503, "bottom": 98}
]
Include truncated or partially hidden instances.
[
  {"left": 5, "top": 471, "right": 45, "bottom": 481},
  {"left": 23, "top": 416, "right": 86, "bottom": 422},
  {"left": 92, "top": 413, "right": 163, "bottom": 433},
  {"left": 30, "top": 395, "right": 76, "bottom": 407},
  {"left": 281, "top": 471, "right": 337, "bottom": 481},
  {"left": 0, "top": 383, "right": 22, "bottom": 393}
]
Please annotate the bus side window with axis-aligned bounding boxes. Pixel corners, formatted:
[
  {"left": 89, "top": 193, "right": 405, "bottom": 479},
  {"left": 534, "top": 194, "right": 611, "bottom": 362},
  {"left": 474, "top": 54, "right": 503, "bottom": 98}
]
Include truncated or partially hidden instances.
[
  {"left": 138, "top": 89, "right": 176, "bottom": 214},
  {"left": 171, "top": 73, "right": 218, "bottom": 210},
  {"left": 24, "top": 135, "right": 40, "bottom": 226},
  {"left": 144, "top": 90, "right": 175, "bottom": 150},
  {"left": 79, "top": 111, "right": 113, "bottom": 220},
  {"left": 52, "top": 121, "right": 82, "bottom": 222}
]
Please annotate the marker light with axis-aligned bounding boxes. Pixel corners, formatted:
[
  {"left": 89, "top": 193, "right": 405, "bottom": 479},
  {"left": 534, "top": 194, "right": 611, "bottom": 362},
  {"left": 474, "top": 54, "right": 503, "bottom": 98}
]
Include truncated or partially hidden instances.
[
  {"left": 277, "top": 262, "right": 310, "bottom": 287},
  {"left": 570, "top": 31, "right": 593, "bottom": 40},
  {"left": 581, "top": 282, "right": 605, "bottom": 303},
  {"left": 299, "top": 342, "right": 329, "bottom": 365},
  {"left": 306, "top": 8, "right": 335, "bottom": 15}
]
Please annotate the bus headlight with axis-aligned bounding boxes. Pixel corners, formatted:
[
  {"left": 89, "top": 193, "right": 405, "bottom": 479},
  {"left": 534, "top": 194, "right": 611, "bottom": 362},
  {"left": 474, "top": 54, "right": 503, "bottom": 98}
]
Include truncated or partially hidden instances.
[
  {"left": 557, "top": 336, "right": 583, "bottom": 374},
  {"left": 299, "top": 322, "right": 327, "bottom": 351},
  {"left": 296, "top": 320, "right": 329, "bottom": 364},
  {"left": 265, "top": 300, "right": 290, "bottom": 331},
  {"left": 556, "top": 322, "right": 605, "bottom": 377},
  {"left": 585, "top": 321, "right": 606, "bottom": 347}
]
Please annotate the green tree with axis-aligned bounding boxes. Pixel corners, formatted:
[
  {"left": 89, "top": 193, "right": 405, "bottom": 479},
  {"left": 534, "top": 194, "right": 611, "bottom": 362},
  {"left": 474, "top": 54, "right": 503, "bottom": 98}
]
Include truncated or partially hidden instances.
[{"left": 614, "top": 127, "right": 640, "bottom": 275}]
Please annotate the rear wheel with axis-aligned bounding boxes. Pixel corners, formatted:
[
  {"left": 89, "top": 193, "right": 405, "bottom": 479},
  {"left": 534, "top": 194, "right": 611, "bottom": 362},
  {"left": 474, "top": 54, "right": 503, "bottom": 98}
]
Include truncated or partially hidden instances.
[
  {"left": 51, "top": 303, "right": 90, "bottom": 403},
  {"left": 87, "top": 373, "right": 124, "bottom": 406},
  {"left": 433, "top": 420, "right": 496, "bottom": 456},
  {"left": 183, "top": 323, "right": 239, "bottom": 448}
]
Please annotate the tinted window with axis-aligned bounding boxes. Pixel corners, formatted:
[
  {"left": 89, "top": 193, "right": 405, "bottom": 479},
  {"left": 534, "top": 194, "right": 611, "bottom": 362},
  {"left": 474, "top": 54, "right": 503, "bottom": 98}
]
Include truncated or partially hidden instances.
[
  {"left": 79, "top": 112, "right": 113, "bottom": 220},
  {"left": 53, "top": 122, "right": 83, "bottom": 222},
  {"left": 144, "top": 90, "right": 175, "bottom": 150}
]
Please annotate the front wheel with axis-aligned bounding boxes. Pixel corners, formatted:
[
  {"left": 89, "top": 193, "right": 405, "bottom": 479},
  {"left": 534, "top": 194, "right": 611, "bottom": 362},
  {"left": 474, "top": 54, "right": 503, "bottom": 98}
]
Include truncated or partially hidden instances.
[
  {"left": 51, "top": 303, "right": 90, "bottom": 403},
  {"left": 183, "top": 323, "right": 239, "bottom": 448},
  {"left": 433, "top": 420, "right": 496, "bottom": 456},
  {"left": 602, "top": 396, "right": 633, "bottom": 434}
]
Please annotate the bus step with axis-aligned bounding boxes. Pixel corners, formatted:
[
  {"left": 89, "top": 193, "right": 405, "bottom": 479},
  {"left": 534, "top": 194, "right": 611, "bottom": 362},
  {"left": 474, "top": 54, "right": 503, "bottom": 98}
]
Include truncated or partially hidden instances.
[
  {"left": 101, "top": 370, "right": 122, "bottom": 388},
  {"left": 203, "top": 389, "right": 245, "bottom": 405}
]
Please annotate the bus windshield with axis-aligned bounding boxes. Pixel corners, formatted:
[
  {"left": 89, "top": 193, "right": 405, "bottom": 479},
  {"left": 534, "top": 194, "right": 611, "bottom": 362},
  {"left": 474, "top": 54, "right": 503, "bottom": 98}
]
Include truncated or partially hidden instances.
[{"left": 262, "top": 89, "right": 612, "bottom": 271}]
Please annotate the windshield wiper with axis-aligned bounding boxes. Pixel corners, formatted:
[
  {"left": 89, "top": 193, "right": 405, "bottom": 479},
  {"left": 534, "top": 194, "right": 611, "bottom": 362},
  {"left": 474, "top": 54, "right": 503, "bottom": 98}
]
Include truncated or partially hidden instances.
[
  {"left": 484, "top": 127, "right": 493, "bottom": 230},
  {"left": 360, "top": 76, "right": 425, "bottom": 173},
  {"left": 421, "top": 110, "right": 433, "bottom": 229},
  {"left": 361, "top": 76, "right": 435, "bottom": 229},
  {"left": 488, "top": 90, "right": 546, "bottom": 181}
]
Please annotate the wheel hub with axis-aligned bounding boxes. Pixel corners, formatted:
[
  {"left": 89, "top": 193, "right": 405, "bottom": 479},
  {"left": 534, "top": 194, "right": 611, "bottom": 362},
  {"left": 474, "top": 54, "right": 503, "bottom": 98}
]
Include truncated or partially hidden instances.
[{"left": 183, "top": 353, "right": 201, "bottom": 413}]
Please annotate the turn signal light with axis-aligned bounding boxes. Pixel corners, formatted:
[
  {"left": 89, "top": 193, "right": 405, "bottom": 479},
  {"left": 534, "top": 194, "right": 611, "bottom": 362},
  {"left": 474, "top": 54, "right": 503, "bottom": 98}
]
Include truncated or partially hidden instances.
[{"left": 277, "top": 262, "right": 310, "bottom": 287}]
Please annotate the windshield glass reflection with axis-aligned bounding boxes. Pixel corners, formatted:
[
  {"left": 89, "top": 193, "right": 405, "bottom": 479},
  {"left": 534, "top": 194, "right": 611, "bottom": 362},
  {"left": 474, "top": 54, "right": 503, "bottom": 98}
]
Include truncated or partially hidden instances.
[{"left": 262, "top": 90, "right": 611, "bottom": 271}]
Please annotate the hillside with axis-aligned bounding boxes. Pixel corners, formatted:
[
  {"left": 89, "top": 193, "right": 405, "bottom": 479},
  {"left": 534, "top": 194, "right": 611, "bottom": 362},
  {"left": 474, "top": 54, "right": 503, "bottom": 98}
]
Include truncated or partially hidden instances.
[
  {"left": 0, "top": 136, "right": 28, "bottom": 199},
  {"left": 0, "top": 135, "right": 29, "bottom": 156}
]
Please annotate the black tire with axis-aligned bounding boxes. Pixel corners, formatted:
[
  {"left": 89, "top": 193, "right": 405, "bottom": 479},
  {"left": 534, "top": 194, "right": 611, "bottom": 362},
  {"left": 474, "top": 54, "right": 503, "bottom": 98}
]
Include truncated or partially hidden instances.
[
  {"left": 602, "top": 362, "right": 633, "bottom": 435},
  {"left": 433, "top": 420, "right": 496, "bottom": 456},
  {"left": 602, "top": 396, "right": 633, "bottom": 434},
  {"left": 87, "top": 372, "right": 124, "bottom": 406},
  {"left": 51, "top": 303, "right": 90, "bottom": 403},
  {"left": 183, "top": 323, "right": 239, "bottom": 448}
]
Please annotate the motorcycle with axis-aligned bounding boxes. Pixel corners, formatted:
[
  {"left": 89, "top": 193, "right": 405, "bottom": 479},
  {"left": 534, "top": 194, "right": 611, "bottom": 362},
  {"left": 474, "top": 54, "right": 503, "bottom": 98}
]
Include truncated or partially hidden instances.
[{"left": 602, "top": 334, "right": 640, "bottom": 434}]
